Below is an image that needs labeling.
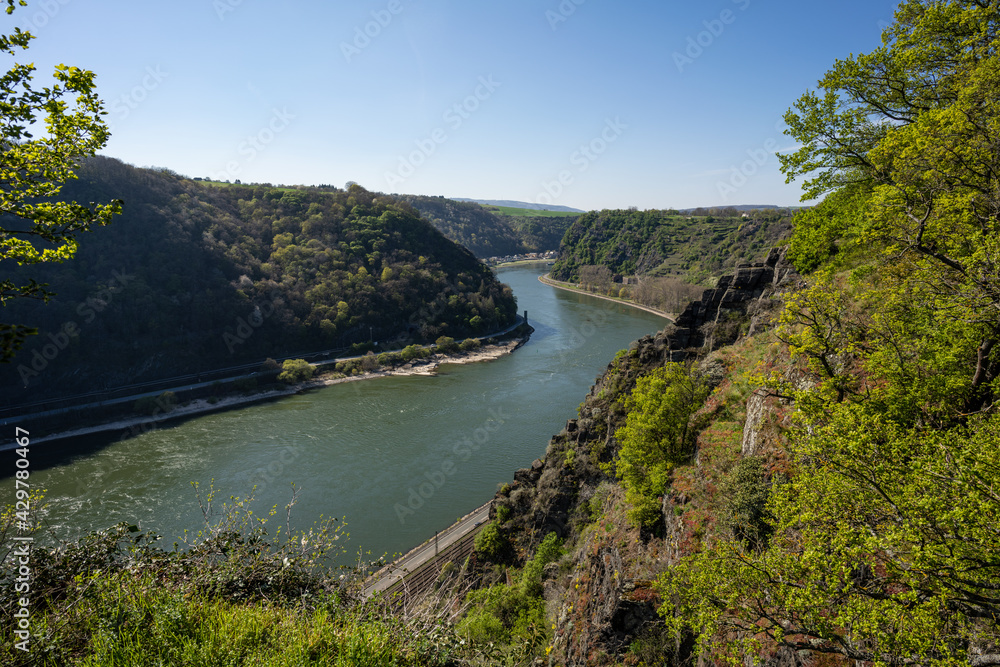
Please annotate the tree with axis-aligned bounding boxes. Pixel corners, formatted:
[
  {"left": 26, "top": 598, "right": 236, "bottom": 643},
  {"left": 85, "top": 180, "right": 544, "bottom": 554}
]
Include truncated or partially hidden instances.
[
  {"left": 1, "top": 0, "right": 122, "bottom": 362},
  {"left": 615, "top": 362, "right": 709, "bottom": 530},
  {"left": 779, "top": 0, "right": 1000, "bottom": 410},
  {"left": 660, "top": 3, "right": 1000, "bottom": 663},
  {"left": 277, "top": 359, "right": 314, "bottom": 384}
]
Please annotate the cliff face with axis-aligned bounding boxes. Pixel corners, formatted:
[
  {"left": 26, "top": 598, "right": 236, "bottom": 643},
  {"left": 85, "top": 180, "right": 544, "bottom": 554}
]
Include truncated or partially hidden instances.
[{"left": 487, "top": 248, "right": 801, "bottom": 665}]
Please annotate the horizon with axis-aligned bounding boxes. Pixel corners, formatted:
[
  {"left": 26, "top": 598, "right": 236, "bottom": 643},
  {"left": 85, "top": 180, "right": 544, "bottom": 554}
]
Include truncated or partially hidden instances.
[{"left": 11, "top": 0, "right": 897, "bottom": 210}]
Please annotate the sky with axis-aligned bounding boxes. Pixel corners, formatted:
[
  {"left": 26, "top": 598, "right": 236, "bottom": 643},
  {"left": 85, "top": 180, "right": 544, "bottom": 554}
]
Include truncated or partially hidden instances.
[{"left": 8, "top": 0, "right": 900, "bottom": 211}]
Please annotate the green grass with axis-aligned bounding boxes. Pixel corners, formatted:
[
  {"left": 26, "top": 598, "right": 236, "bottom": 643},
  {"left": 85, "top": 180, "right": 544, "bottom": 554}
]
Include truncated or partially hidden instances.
[
  {"left": 196, "top": 179, "right": 296, "bottom": 192},
  {"left": 487, "top": 205, "right": 582, "bottom": 217}
]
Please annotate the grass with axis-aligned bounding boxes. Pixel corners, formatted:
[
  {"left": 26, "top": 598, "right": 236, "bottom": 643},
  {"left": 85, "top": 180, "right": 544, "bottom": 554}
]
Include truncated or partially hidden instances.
[
  {"left": 196, "top": 179, "right": 297, "bottom": 192},
  {"left": 486, "top": 205, "right": 582, "bottom": 217}
]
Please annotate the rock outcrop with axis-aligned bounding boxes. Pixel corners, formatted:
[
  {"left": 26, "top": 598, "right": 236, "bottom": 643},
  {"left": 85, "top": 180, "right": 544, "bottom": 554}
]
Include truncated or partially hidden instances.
[{"left": 486, "top": 249, "right": 802, "bottom": 665}]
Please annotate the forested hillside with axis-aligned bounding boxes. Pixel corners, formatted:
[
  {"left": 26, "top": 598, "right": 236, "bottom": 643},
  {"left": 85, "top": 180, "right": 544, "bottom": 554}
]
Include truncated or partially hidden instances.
[
  {"left": 399, "top": 194, "right": 575, "bottom": 258},
  {"left": 552, "top": 207, "right": 791, "bottom": 285},
  {"left": 461, "top": 2, "right": 1000, "bottom": 664},
  {"left": 4, "top": 3, "right": 998, "bottom": 667},
  {"left": 1, "top": 158, "right": 517, "bottom": 403}
]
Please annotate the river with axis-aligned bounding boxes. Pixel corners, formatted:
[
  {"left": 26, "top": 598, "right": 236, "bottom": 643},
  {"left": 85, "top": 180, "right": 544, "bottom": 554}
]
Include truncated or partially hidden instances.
[{"left": 13, "top": 264, "right": 668, "bottom": 563}]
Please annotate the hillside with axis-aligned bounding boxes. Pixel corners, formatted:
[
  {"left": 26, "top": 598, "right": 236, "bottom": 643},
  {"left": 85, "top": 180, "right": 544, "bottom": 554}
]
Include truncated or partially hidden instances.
[
  {"left": 452, "top": 198, "right": 584, "bottom": 213},
  {"left": 552, "top": 207, "right": 792, "bottom": 285},
  {"left": 439, "top": 3, "right": 1000, "bottom": 664},
  {"left": 0, "top": 159, "right": 518, "bottom": 404},
  {"left": 399, "top": 194, "right": 576, "bottom": 258},
  {"left": 3, "top": 3, "right": 999, "bottom": 666}
]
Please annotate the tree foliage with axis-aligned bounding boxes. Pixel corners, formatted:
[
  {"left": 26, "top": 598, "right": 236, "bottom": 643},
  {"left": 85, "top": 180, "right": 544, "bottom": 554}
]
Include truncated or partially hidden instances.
[
  {"left": 400, "top": 194, "right": 574, "bottom": 258},
  {"left": 615, "top": 362, "right": 710, "bottom": 530},
  {"left": 277, "top": 359, "right": 314, "bottom": 384},
  {"left": 0, "top": 0, "right": 122, "bottom": 362},
  {"left": 0, "top": 162, "right": 517, "bottom": 404},
  {"left": 552, "top": 207, "right": 791, "bottom": 285},
  {"left": 659, "top": 3, "right": 1000, "bottom": 663}
]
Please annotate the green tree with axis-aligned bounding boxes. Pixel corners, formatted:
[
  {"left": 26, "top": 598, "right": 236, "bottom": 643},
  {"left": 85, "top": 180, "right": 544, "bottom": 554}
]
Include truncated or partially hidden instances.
[
  {"left": 779, "top": 0, "right": 1000, "bottom": 412},
  {"left": 661, "top": 3, "right": 1000, "bottom": 663},
  {"left": 615, "top": 362, "right": 709, "bottom": 530},
  {"left": 435, "top": 335, "right": 457, "bottom": 353},
  {"left": 474, "top": 521, "right": 509, "bottom": 562},
  {"left": 277, "top": 359, "right": 314, "bottom": 384},
  {"left": 1, "top": 0, "right": 122, "bottom": 362}
]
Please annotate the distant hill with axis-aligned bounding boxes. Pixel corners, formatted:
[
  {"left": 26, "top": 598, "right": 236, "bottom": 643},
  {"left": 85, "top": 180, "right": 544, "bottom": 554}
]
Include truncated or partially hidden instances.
[
  {"left": 552, "top": 207, "right": 793, "bottom": 285},
  {"left": 1, "top": 159, "right": 518, "bottom": 404},
  {"left": 677, "top": 204, "right": 804, "bottom": 213},
  {"left": 452, "top": 198, "right": 585, "bottom": 213},
  {"left": 398, "top": 195, "right": 577, "bottom": 258}
]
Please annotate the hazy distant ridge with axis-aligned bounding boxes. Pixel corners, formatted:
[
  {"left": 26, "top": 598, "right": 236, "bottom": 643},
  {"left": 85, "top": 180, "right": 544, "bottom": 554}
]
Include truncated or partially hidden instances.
[{"left": 452, "top": 198, "right": 585, "bottom": 213}]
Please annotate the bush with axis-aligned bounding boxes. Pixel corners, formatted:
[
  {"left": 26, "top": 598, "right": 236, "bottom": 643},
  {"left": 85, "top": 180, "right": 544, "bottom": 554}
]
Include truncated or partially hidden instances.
[
  {"left": 277, "top": 359, "right": 314, "bottom": 384},
  {"left": 133, "top": 391, "right": 177, "bottom": 416},
  {"left": 435, "top": 336, "right": 458, "bottom": 353},
  {"left": 400, "top": 344, "right": 428, "bottom": 363},
  {"left": 460, "top": 583, "right": 546, "bottom": 647},
  {"left": 260, "top": 357, "right": 281, "bottom": 372},
  {"left": 519, "top": 532, "right": 563, "bottom": 598},
  {"left": 723, "top": 456, "right": 774, "bottom": 550},
  {"left": 614, "top": 362, "right": 711, "bottom": 531},
  {"left": 349, "top": 341, "right": 375, "bottom": 355},
  {"left": 233, "top": 377, "right": 257, "bottom": 393},
  {"left": 459, "top": 338, "right": 481, "bottom": 352},
  {"left": 360, "top": 351, "right": 379, "bottom": 372},
  {"left": 474, "top": 522, "right": 509, "bottom": 562},
  {"left": 377, "top": 351, "right": 402, "bottom": 366},
  {"left": 495, "top": 504, "right": 512, "bottom": 524}
]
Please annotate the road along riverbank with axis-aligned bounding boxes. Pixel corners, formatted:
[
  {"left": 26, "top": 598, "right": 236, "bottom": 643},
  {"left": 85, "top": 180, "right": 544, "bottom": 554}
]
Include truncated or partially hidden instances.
[
  {"left": 537, "top": 274, "right": 677, "bottom": 321},
  {"left": 2, "top": 332, "right": 530, "bottom": 448}
]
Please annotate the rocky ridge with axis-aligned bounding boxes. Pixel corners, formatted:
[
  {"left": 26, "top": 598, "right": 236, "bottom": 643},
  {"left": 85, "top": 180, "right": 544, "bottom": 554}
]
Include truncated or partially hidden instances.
[{"left": 487, "top": 248, "right": 802, "bottom": 665}]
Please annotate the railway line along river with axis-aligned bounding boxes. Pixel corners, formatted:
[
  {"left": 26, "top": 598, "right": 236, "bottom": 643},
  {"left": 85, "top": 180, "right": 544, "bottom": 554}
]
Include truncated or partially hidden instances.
[{"left": 12, "top": 264, "right": 669, "bottom": 564}]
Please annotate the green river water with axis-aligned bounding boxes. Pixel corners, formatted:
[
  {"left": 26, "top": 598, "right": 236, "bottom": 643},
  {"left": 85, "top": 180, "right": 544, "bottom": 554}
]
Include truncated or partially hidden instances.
[{"left": 14, "top": 264, "right": 669, "bottom": 563}]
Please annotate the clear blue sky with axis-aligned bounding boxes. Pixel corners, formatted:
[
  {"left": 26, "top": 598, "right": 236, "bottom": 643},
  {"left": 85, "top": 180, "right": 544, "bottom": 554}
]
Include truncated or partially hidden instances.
[{"left": 9, "top": 0, "right": 899, "bottom": 211}]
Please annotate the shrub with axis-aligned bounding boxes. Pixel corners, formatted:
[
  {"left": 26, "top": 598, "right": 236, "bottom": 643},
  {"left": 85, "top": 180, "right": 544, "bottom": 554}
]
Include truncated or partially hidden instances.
[
  {"left": 360, "top": 351, "right": 379, "bottom": 372},
  {"left": 377, "top": 351, "right": 402, "bottom": 366},
  {"left": 474, "top": 522, "right": 508, "bottom": 562},
  {"left": 434, "top": 336, "right": 457, "bottom": 353},
  {"left": 277, "top": 359, "right": 314, "bottom": 384},
  {"left": 519, "top": 532, "right": 563, "bottom": 598},
  {"left": 133, "top": 391, "right": 177, "bottom": 416},
  {"left": 233, "top": 377, "right": 257, "bottom": 393},
  {"left": 495, "top": 504, "right": 512, "bottom": 524},
  {"left": 723, "top": 456, "right": 774, "bottom": 550},
  {"left": 400, "top": 344, "right": 428, "bottom": 363},
  {"left": 459, "top": 338, "right": 481, "bottom": 352}
]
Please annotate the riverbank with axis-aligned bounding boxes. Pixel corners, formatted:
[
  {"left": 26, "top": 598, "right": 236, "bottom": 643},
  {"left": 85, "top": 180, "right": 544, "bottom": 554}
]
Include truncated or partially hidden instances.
[
  {"left": 9, "top": 335, "right": 530, "bottom": 448},
  {"left": 492, "top": 258, "right": 554, "bottom": 268},
  {"left": 538, "top": 274, "right": 677, "bottom": 321}
]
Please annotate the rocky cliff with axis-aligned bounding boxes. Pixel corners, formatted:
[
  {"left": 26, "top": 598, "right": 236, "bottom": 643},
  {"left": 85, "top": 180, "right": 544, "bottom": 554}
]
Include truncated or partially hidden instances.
[{"left": 484, "top": 248, "right": 802, "bottom": 665}]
